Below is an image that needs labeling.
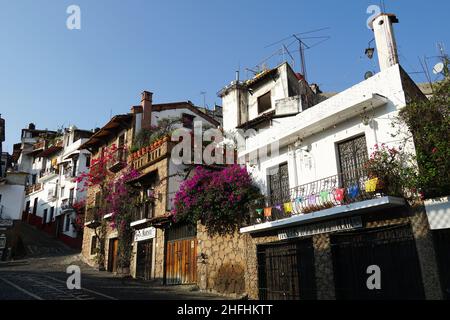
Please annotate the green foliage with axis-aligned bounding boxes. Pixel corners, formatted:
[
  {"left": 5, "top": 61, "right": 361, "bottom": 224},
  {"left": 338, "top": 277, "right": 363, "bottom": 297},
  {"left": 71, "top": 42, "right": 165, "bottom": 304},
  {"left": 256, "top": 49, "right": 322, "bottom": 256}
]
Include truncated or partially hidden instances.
[
  {"left": 398, "top": 79, "right": 450, "bottom": 198},
  {"left": 364, "top": 144, "right": 418, "bottom": 198},
  {"left": 131, "top": 117, "right": 181, "bottom": 151}
]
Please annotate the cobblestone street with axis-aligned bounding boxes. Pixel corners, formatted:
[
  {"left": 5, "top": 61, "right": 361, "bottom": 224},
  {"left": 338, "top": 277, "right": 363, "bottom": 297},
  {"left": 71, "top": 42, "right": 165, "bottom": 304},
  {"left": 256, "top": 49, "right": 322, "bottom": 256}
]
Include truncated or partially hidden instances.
[
  {"left": 0, "top": 223, "right": 225, "bottom": 301},
  {"left": 0, "top": 253, "right": 226, "bottom": 300}
]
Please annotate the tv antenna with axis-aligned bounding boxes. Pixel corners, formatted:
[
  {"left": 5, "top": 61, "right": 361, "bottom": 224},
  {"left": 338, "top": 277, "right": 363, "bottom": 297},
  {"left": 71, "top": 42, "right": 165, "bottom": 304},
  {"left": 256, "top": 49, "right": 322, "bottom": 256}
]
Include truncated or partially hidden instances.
[
  {"left": 264, "top": 27, "right": 331, "bottom": 82},
  {"left": 200, "top": 91, "right": 207, "bottom": 108}
]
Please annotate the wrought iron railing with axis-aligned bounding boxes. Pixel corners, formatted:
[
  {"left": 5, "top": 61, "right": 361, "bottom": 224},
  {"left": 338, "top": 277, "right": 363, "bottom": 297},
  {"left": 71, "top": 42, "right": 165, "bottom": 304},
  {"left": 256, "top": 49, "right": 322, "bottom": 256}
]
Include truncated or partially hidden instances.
[
  {"left": 61, "top": 199, "right": 74, "bottom": 212},
  {"left": 39, "top": 167, "right": 58, "bottom": 179},
  {"left": 108, "top": 148, "right": 127, "bottom": 173},
  {"left": 249, "top": 169, "right": 387, "bottom": 225},
  {"left": 25, "top": 183, "right": 43, "bottom": 195}
]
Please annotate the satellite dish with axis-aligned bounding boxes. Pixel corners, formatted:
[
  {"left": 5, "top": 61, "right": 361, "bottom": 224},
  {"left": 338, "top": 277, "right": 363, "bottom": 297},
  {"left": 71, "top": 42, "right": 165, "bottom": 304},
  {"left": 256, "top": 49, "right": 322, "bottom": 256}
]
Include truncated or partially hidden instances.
[
  {"left": 433, "top": 62, "right": 445, "bottom": 75},
  {"left": 364, "top": 71, "right": 374, "bottom": 80}
]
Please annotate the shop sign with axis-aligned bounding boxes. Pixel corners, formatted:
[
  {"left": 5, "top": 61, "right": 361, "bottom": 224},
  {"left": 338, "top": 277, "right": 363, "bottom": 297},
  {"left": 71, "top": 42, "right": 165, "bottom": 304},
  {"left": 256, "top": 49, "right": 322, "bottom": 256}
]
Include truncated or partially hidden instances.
[
  {"left": 278, "top": 216, "right": 363, "bottom": 240},
  {"left": 0, "top": 220, "right": 13, "bottom": 228},
  {"left": 134, "top": 227, "right": 156, "bottom": 242}
]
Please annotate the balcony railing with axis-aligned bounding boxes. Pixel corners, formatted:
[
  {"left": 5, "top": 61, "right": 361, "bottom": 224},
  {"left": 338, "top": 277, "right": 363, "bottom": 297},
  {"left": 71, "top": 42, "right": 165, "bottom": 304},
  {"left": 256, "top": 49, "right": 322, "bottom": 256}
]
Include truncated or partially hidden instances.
[
  {"left": 39, "top": 167, "right": 58, "bottom": 179},
  {"left": 131, "top": 140, "right": 173, "bottom": 171},
  {"left": 249, "top": 169, "right": 388, "bottom": 225},
  {"left": 61, "top": 199, "right": 74, "bottom": 212},
  {"left": 25, "top": 183, "right": 43, "bottom": 195},
  {"left": 131, "top": 202, "right": 155, "bottom": 224},
  {"left": 108, "top": 148, "right": 127, "bottom": 173},
  {"left": 47, "top": 189, "right": 57, "bottom": 202},
  {"left": 33, "top": 140, "right": 46, "bottom": 151}
]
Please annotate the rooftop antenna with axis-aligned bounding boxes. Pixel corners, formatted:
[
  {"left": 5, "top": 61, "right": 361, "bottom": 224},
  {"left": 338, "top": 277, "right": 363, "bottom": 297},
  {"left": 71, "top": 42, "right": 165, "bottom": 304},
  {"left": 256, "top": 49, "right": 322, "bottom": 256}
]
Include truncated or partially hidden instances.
[
  {"left": 200, "top": 91, "right": 207, "bottom": 109},
  {"left": 264, "top": 27, "right": 331, "bottom": 82},
  {"left": 436, "top": 42, "right": 449, "bottom": 77}
]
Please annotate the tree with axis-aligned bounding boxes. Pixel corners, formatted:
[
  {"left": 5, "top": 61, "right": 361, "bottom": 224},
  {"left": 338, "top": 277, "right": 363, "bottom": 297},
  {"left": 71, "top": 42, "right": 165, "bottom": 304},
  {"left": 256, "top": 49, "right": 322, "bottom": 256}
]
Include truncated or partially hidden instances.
[{"left": 398, "top": 79, "right": 450, "bottom": 198}]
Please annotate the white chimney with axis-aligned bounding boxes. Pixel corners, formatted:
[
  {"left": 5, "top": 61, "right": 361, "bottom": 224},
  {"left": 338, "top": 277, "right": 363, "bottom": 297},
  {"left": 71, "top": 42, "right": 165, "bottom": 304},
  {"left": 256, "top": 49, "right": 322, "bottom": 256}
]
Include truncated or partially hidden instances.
[{"left": 369, "top": 13, "right": 399, "bottom": 71}]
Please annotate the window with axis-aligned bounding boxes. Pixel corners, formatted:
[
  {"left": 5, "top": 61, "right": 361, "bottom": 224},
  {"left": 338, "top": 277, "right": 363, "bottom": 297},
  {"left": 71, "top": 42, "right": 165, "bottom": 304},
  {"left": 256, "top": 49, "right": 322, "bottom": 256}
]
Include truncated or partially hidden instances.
[
  {"left": 43, "top": 209, "right": 48, "bottom": 224},
  {"left": 31, "top": 174, "right": 37, "bottom": 185},
  {"left": 32, "top": 198, "right": 38, "bottom": 214},
  {"left": 268, "top": 162, "right": 290, "bottom": 205},
  {"left": 69, "top": 188, "right": 75, "bottom": 206},
  {"left": 72, "top": 158, "right": 78, "bottom": 177},
  {"left": 85, "top": 155, "right": 91, "bottom": 168},
  {"left": 25, "top": 201, "right": 31, "bottom": 213},
  {"left": 258, "top": 91, "right": 272, "bottom": 114},
  {"left": 65, "top": 215, "right": 71, "bottom": 232},
  {"left": 49, "top": 207, "right": 54, "bottom": 222},
  {"left": 90, "top": 236, "right": 97, "bottom": 255},
  {"left": 60, "top": 187, "right": 65, "bottom": 199},
  {"left": 182, "top": 113, "right": 195, "bottom": 129},
  {"left": 337, "top": 135, "right": 368, "bottom": 189}
]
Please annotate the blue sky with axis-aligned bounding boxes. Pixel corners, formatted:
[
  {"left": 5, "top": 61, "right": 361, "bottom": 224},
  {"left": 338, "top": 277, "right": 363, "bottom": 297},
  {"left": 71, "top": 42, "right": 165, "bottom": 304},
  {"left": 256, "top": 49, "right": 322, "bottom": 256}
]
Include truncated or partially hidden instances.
[{"left": 0, "top": 0, "right": 449, "bottom": 152}]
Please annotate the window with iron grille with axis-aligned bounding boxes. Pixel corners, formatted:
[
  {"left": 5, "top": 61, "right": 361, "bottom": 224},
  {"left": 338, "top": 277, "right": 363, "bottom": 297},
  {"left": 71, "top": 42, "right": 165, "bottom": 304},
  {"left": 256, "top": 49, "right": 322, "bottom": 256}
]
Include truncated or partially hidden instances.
[
  {"left": 337, "top": 135, "right": 368, "bottom": 189},
  {"left": 267, "top": 162, "right": 290, "bottom": 205}
]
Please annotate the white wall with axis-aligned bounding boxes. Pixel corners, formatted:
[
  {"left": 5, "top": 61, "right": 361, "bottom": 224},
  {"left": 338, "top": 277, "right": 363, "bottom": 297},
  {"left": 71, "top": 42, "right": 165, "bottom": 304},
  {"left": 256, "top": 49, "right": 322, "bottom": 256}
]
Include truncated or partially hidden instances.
[
  {"left": 0, "top": 184, "right": 25, "bottom": 220},
  {"left": 242, "top": 64, "right": 415, "bottom": 195}
]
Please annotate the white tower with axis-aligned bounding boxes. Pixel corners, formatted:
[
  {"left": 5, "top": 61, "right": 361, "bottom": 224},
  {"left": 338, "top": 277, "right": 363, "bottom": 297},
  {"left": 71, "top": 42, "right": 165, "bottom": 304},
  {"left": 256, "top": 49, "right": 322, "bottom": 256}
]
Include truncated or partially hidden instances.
[{"left": 369, "top": 13, "right": 399, "bottom": 71}]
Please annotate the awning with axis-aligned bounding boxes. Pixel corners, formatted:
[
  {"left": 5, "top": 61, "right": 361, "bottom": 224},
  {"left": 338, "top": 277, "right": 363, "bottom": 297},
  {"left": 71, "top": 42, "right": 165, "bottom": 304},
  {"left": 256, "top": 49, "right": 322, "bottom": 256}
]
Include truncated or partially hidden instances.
[
  {"left": 63, "top": 151, "right": 80, "bottom": 160},
  {"left": 240, "top": 196, "right": 406, "bottom": 234},
  {"left": 36, "top": 146, "right": 63, "bottom": 158}
]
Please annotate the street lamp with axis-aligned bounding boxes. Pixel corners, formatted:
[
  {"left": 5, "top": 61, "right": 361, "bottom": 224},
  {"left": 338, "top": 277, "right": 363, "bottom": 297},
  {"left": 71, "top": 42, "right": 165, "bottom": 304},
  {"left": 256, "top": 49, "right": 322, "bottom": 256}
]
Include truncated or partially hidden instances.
[{"left": 365, "top": 39, "right": 375, "bottom": 59}]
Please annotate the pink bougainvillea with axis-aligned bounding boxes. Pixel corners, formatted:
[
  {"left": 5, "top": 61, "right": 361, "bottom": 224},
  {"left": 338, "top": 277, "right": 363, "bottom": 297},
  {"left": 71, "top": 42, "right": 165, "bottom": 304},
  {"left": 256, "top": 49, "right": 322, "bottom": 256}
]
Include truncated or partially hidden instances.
[{"left": 172, "top": 164, "right": 261, "bottom": 235}]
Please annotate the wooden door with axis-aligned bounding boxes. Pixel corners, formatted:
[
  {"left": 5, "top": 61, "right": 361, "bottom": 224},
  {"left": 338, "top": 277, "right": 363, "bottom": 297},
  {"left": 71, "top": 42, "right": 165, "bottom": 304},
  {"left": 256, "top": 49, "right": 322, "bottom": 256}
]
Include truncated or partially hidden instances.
[
  {"left": 166, "top": 238, "right": 197, "bottom": 285},
  {"left": 136, "top": 240, "right": 153, "bottom": 280},
  {"left": 108, "top": 238, "right": 119, "bottom": 273}
]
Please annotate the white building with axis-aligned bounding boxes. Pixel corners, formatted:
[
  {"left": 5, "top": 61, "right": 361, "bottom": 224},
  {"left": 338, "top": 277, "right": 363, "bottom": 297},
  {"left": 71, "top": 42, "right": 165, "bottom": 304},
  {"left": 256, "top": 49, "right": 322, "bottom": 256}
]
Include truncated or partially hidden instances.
[
  {"left": 219, "top": 13, "right": 443, "bottom": 300},
  {"left": 20, "top": 126, "right": 93, "bottom": 248}
]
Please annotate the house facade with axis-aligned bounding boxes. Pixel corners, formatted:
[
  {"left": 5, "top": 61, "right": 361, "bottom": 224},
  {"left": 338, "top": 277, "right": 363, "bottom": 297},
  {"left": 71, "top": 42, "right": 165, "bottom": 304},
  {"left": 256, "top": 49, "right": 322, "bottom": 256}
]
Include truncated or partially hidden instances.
[
  {"left": 19, "top": 126, "right": 93, "bottom": 248},
  {"left": 80, "top": 91, "right": 220, "bottom": 282},
  {"left": 220, "top": 13, "right": 444, "bottom": 300}
]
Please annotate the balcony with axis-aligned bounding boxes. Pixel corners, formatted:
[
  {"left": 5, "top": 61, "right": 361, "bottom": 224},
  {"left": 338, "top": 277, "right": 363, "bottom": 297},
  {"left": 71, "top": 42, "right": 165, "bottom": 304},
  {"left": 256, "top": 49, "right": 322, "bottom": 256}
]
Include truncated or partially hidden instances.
[
  {"left": 33, "top": 140, "right": 46, "bottom": 151},
  {"left": 241, "top": 169, "right": 406, "bottom": 234},
  {"left": 61, "top": 198, "right": 74, "bottom": 213},
  {"left": 84, "top": 207, "right": 101, "bottom": 229},
  {"left": 108, "top": 147, "right": 127, "bottom": 173},
  {"left": 39, "top": 167, "right": 59, "bottom": 182},
  {"left": 25, "top": 183, "right": 43, "bottom": 195},
  {"left": 47, "top": 188, "right": 57, "bottom": 202},
  {"left": 130, "top": 202, "right": 155, "bottom": 228},
  {"left": 131, "top": 139, "right": 173, "bottom": 171}
]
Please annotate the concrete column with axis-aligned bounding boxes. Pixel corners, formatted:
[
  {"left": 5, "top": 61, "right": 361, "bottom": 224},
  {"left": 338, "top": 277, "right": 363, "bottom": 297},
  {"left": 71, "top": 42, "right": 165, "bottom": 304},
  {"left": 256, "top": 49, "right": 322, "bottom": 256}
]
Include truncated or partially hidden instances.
[
  {"left": 313, "top": 234, "right": 336, "bottom": 300},
  {"left": 410, "top": 205, "right": 443, "bottom": 300}
]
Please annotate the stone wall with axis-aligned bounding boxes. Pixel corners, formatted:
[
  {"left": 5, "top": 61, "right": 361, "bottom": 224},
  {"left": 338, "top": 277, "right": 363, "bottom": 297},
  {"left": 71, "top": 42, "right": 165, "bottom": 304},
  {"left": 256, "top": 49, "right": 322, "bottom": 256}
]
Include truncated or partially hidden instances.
[
  {"left": 196, "top": 223, "right": 247, "bottom": 298},
  {"left": 242, "top": 203, "right": 443, "bottom": 300}
]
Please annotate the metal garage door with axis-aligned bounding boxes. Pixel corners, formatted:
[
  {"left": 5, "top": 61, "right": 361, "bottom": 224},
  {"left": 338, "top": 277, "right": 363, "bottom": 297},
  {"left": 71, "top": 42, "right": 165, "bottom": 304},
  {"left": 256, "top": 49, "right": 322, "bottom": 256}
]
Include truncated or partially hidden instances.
[
  {"left": 331, "top": 224, "right": 425, "bottom": 300},
  {"left": 257, "top": 239, "right": 316, "bottom": 300}
]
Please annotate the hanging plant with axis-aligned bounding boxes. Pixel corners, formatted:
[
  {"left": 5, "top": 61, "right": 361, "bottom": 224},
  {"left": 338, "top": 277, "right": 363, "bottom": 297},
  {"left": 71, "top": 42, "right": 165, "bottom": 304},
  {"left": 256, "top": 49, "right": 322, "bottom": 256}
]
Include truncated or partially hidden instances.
[{"left": 173, "top": 165, "right": 262, "bottom": 236}]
